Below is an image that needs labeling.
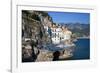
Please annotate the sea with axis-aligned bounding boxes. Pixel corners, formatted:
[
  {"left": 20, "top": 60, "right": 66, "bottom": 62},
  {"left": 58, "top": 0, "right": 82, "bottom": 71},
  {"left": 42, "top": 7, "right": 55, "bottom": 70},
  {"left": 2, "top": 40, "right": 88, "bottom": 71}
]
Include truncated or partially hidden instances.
[
  {"left": 71, "top": 38, "right": 90, "bottom": 60},
  {"left": 44, "top": 38, "right": 90, "bottom": 60}
]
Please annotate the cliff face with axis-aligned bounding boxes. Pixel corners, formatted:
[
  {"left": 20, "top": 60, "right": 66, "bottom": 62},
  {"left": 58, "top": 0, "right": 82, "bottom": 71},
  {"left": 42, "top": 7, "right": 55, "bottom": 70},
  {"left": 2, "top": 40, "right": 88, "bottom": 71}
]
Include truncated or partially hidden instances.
[
  {"left": 22, "top": 10, "right": 53, "bottom": 62},
  {"left": 22, "top": 10, "right": 52, "bottom": 43}
]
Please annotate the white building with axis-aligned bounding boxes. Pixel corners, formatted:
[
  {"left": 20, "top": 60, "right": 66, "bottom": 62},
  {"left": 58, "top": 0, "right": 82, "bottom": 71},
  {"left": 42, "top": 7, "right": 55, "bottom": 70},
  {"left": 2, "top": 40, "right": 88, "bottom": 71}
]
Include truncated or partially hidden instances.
[
  {"left": 51, "top": 26, "right": 72, "bottom": 44},
  {"left": 44, "top": 25, "right": 48, "bottom": 33},
  {"left": 51, "top": 26, "right": 62, "bottom": 44}
]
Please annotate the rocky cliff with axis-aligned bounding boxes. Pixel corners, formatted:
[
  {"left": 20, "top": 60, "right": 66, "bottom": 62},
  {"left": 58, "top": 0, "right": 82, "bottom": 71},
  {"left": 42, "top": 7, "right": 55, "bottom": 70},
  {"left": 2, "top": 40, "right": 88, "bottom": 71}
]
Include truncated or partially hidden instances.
[{"left": 22, "top": 10, "right": 53, "bottom": 62}]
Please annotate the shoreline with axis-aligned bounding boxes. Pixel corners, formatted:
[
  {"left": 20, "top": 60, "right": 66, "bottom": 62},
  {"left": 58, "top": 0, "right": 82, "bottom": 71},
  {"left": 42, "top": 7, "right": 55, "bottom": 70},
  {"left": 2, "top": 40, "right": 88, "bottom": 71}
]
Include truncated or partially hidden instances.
[
  {"left": 73, "top": 37, "right": 89, "bottom": 42},
  {"left": 77, "top": 37, "right": 90, "bottom": 39}
]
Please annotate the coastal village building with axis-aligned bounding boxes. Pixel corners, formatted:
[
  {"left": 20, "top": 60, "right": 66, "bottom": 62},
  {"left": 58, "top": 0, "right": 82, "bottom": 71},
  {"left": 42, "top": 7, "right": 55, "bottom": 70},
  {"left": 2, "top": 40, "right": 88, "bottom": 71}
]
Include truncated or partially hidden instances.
[
  {"left": 50, "top": 24, "right": 72, "bottom": 44},
  {"left": 51, "top": 25, "right": 62, "bottom": 44},
  {"left": 61, "top": 26, "right": 72, "bottom": 44},
  {"left": 38, "top": 13, "right": 72, "bottom": 44}
]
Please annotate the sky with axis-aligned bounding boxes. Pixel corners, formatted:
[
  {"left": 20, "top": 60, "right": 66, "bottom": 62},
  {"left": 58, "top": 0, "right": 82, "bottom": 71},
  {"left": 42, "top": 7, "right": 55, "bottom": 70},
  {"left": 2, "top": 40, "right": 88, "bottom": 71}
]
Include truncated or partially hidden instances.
[{"left": 48, "top": 11, "right": 90, "bottom": 24}]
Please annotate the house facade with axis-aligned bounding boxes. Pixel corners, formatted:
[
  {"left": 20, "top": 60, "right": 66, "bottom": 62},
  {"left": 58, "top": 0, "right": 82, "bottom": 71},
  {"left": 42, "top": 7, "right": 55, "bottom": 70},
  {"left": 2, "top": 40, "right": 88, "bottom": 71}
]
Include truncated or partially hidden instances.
[{"left": 50, "top": 25, "right": 72, "bottom": 44}]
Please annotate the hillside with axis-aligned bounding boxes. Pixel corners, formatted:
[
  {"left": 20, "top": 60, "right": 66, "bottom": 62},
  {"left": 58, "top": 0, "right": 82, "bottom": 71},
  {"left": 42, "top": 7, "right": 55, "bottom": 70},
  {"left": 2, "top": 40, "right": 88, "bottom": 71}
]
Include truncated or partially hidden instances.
[{"left": 59, "top": 23, "right": 90, "bottom": 38}]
